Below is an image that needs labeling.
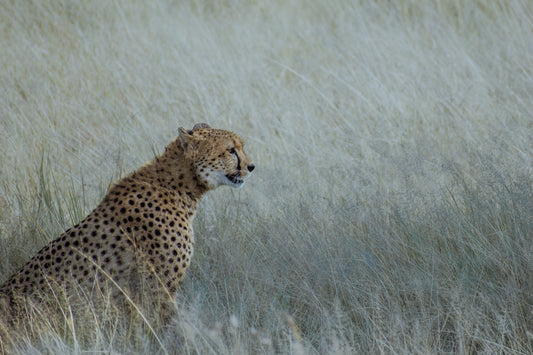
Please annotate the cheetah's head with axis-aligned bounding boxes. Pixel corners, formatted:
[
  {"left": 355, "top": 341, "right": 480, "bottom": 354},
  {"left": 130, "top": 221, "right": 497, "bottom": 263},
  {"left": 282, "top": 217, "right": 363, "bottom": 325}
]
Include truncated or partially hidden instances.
[{"left": 178, "top": 123, "right": 255, "bottom": 190}]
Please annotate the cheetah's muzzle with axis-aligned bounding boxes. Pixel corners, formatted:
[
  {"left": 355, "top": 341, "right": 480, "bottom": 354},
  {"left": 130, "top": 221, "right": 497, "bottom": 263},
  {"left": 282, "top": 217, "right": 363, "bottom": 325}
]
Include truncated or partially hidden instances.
[{"left": 225, "top": 172, "right": 244, "bottom": 186}]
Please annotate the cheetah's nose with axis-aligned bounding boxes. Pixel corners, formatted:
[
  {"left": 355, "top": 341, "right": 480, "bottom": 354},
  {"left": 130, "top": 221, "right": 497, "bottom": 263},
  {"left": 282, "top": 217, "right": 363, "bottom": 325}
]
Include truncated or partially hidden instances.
[{"left": 247, "top": 164, "right": 255, "bottom": 172}]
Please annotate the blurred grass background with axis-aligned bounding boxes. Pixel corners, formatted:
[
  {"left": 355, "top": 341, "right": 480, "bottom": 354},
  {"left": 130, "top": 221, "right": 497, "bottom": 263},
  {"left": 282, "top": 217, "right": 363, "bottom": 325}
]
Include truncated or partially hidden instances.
[{"left": 0, "top": 0, "right": 532, "bottom": 353}]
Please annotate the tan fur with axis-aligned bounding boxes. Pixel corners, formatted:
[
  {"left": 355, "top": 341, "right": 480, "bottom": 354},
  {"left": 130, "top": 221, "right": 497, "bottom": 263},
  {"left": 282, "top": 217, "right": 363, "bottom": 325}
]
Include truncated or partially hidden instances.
[{"left": 0, "top": 124, "right": 254, "bottom": 319}]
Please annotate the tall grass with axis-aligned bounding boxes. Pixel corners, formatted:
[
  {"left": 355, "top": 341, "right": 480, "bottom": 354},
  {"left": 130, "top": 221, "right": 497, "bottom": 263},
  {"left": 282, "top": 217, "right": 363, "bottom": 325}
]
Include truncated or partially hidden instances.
[{"left": 1, "top": 0, "right": 532, "bottom": 353}]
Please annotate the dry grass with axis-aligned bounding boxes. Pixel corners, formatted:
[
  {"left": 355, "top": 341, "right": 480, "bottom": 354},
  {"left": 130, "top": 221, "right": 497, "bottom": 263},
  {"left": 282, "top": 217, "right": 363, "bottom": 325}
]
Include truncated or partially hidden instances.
[{"left": 1, "top": 0, "right": 532, "bottom": 353}]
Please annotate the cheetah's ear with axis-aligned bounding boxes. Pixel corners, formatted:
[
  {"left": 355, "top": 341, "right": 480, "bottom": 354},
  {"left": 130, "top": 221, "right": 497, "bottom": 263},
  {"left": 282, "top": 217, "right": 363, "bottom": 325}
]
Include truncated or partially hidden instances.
[{"left": 178, "top": 127, "right": 195, "bottom": 150}]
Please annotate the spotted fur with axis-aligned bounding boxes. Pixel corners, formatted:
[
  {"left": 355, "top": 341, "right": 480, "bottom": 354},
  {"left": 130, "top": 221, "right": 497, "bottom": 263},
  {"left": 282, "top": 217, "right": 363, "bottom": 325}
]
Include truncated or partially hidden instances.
[{"left": 0, "top": 123, "right": 254, "bottom": 318}]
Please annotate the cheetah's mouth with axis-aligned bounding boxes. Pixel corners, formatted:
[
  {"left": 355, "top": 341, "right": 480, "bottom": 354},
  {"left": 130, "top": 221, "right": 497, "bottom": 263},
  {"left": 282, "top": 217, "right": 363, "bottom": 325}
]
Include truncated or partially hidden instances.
[{"left": 225, "top": 173, "right": 244, "bottom": 186}]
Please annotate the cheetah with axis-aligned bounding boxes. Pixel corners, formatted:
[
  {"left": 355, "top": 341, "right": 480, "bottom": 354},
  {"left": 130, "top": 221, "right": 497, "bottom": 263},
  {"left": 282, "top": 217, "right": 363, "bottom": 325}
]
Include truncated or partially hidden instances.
[{"left": 0, "top": 123, "right": 254, "bottom": 320}]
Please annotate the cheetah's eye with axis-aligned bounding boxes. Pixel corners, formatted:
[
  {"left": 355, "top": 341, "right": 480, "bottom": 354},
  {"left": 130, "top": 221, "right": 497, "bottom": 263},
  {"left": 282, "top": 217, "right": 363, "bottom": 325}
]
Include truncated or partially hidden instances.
[{"left": 227, "top": 148, "right": 236, "bottom": 155}]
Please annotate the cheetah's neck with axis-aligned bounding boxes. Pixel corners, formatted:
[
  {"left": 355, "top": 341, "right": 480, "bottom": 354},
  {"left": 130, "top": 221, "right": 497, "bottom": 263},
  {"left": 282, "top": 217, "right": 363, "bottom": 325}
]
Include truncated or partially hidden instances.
[{"left": 126, "top": 140, "right": 207, "bottom": 206}]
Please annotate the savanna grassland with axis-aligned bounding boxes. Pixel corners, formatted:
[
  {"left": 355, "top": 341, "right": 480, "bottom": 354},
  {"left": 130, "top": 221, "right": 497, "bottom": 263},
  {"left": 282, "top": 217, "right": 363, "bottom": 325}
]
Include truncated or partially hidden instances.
[{"left": 0, "top": 0, "right": 532, "bottom": 353}]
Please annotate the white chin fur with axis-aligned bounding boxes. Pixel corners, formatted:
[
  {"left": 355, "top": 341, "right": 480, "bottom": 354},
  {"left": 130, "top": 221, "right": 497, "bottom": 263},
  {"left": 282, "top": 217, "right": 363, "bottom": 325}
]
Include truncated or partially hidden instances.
[
  {"left": 224, "top": 177, "right": 245, "bottom": 188},
  {"left": 200, "top": 171, "right": 245, "bottom": 189}
]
